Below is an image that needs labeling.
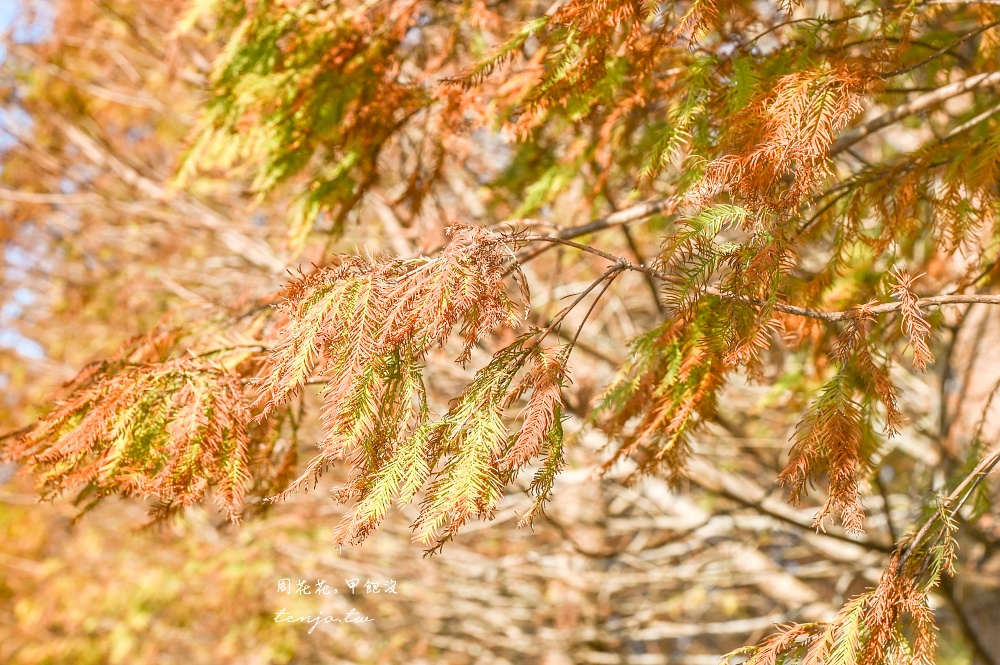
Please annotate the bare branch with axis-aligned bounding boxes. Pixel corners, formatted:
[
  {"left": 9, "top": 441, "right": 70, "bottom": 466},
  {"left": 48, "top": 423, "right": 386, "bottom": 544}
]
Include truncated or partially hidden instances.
[
  {"left": 831, "top": 71, "right": 1000, "bottom": 156},
  {"left": 525, "top": 235, "right": 1000, "bottom": 322}
]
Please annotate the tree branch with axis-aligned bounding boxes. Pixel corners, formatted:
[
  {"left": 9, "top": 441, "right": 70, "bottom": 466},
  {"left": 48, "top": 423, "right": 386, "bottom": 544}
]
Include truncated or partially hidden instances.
[
  {"left": 899, "top": 444, "right": 1000, "bottom": 569},
  {"left": 831, "top": 70, "right": 1000, "bottom": 156},
  {"left": 884, "top": 20, "right": 1000, "bottom": 78},
  {"left": 525, "top": 235, "right": 1000, "bottom": 322}
]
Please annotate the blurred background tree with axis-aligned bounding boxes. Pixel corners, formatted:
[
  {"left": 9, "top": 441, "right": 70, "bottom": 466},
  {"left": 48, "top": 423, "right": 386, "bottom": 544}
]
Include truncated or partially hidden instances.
[{"left": 2, "top": 0, "right": 1000, "bottom": 663}]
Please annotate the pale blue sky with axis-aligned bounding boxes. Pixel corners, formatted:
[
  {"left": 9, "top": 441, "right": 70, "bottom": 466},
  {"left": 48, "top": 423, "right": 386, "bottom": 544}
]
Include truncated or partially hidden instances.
[
  {"left": 1, "top": 0, "right": 50, "bottom": 361},
  {"left": 0, "top": 1, "right": 52, "bottom": 41}
]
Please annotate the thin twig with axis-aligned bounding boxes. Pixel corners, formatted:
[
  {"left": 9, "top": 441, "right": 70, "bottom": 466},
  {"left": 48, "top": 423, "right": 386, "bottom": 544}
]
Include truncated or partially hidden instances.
[
  {"left": 599, "top": 173, "right": 667, "bottom": 316},
  {"left": 830, "top": 70, "right": 1000, "bottom": 155},
  {"left": 883, "top": 20, "right": 1000, "bottom": 78},
  {"left": 569, "top": 270, "right": 620, "bottom": 349},
  {"left": 900, "top": 445, "right": 1000, "bottom": 568},
  {"left": 524, "top": 235, "right": 1000, "bottom": 322},
  {"left": 537, "top": 263, "right": 625, "bottom": 347}
]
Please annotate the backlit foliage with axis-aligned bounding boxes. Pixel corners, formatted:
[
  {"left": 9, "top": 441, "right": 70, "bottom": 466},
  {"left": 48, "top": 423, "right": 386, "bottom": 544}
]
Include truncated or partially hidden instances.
[
  {"left": 247, "top": 224, "right": 571, "bottom": 547},
  {"left": 4, "top": 0, "right": 1000, "bottom": 661},
  {"left": 3, "top": 335, "right": 253, "bottom": 523}
]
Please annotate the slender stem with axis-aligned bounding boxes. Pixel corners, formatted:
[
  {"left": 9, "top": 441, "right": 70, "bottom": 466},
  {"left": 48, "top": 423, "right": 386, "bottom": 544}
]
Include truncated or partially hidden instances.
[
  {"left": 830, "top": 71, "right": 1000, "bottom": 155},
  {"left": 524, "top": 234, "right": 1000, "bottom": 322},
  {"left": 620, "top": 225, "right": 666, "bottom": 315},
  {"left": 883, "top": 20, "right": 1000, "bottom": 78},
  {"left": 899, "top": 445, "right": 1000, "bottom": 568},
  {"left": 536, "top": 263, "right": 625, "bottom": 347},
  {"left": 569, "top": 270, "right": 619, "bottom": 350},
  {"left": 598, "top": 176, "right": 666, "bottom": 316},
  {"left": 511, "top": 197, "right": 679, "bottom": 268}
]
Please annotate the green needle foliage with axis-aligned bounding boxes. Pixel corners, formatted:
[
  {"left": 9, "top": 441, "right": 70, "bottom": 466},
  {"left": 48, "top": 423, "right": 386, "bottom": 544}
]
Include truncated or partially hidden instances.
[{"left": 6, "top": 356, "right": 253, "bottom": 524}]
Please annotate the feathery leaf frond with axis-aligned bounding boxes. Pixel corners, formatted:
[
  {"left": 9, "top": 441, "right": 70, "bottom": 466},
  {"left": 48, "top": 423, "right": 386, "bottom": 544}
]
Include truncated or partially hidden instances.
[{"left": 6, "top": 357, "right": 253, "bottom": 523}]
